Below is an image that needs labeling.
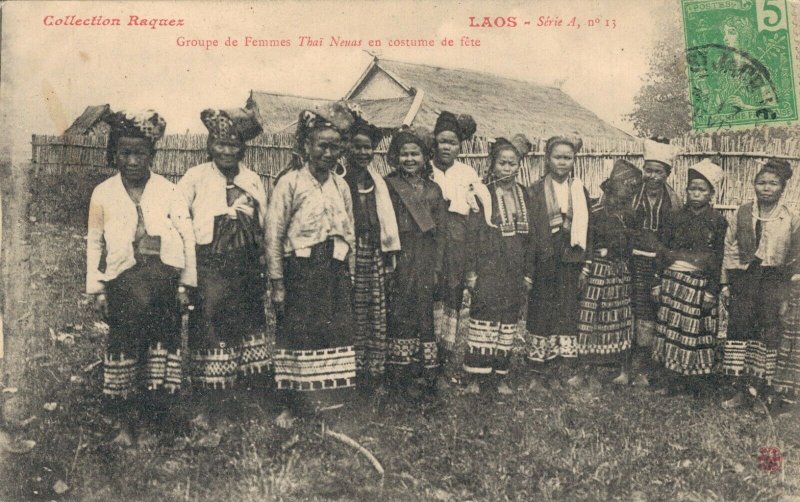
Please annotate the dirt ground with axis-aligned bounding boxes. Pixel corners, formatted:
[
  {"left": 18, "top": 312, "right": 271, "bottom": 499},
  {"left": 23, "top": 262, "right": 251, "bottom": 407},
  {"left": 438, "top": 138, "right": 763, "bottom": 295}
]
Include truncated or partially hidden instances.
[{"left": 0, "top": 177, "right": 798, "bottom": 500}]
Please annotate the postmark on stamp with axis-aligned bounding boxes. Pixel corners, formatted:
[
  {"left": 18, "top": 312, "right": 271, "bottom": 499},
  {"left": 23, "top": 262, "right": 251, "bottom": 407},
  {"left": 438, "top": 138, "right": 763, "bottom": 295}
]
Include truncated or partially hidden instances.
[{"left": 682, "top": 0, "right": 797, "bottom": 130}]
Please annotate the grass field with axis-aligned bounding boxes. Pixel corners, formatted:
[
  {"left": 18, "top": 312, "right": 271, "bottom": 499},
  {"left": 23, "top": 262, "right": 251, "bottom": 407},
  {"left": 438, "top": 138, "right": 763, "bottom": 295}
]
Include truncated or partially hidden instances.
[{"left": 0, "top": 221, "right": 798, "bottom": 501}]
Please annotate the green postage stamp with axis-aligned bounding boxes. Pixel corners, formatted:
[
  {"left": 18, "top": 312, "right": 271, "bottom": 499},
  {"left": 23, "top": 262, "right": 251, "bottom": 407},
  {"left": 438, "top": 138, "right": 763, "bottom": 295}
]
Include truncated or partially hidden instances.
[{"left": 682, "top": 0, "right": 797, "bottom": 129}]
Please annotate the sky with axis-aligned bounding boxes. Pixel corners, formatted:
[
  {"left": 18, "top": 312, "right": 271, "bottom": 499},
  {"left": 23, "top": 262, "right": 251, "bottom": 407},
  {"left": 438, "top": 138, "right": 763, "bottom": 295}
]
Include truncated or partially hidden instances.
[{"left": 1, "top": 0, "right": 676, "bottom": 159}]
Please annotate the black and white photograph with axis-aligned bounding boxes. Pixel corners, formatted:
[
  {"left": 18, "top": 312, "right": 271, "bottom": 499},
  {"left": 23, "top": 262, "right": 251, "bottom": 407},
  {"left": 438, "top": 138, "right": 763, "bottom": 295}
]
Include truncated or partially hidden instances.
[{"left": 0, "top": 0, "right": 799, "bottom": 499}]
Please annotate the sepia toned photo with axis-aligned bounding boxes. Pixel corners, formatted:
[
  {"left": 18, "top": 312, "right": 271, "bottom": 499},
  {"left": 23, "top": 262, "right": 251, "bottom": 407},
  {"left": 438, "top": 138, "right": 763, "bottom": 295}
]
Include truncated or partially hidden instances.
[{"left": 0, "top": 0, "right": 798, "bottom": 499}]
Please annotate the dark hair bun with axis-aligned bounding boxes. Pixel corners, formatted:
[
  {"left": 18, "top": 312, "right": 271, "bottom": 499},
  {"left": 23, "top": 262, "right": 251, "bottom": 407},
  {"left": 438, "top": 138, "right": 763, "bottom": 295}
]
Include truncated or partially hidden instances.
[{"left": 762, "top": 158, "right": 793, "bottom": 182}]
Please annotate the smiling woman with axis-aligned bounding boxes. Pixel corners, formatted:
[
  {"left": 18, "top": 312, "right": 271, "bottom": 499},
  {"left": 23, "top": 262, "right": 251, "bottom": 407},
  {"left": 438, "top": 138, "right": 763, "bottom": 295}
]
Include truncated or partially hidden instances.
[{"left": 177, "top": 108, "right": 269, "bottom": 433}]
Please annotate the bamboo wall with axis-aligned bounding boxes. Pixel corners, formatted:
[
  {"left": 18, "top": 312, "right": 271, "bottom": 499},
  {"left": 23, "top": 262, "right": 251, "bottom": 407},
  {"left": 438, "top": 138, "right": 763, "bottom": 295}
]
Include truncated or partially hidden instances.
[{"left": 31, "top": 133, "right": 800, "bottom": 214}]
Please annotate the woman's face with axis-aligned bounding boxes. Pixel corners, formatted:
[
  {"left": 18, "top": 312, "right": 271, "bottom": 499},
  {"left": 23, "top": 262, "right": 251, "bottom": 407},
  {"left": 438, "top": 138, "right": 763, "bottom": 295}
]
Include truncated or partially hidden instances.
[
  {"left": 493, "top": 148, "right": 520, "bottom": 181},
  {"left": 547, "top": 143, "right": 575, "bottom": 181},
  {"left": 115, "top": 136, "right": 153, "bottom": 183},
  {"left": 210, "top": 138, "right": 243, "bottom": 171},
  {"left": 723, "top": 25, "right": 738, "bottom": 48},
  {"left": 435, "top": 130, "right": 460, "bottom": 166},
  {"left": 306, "top": 128, "right": 343, "bottom": 172},
  {"left": 398, "top": 143, "right": 425, "bottom": 175},
  {"left": 754, "top": 171, "right": 785, "bottom": 205},
  {"left": 349, "top": 133, "right": 374, "bottom": 170},
  {"left": 686, "top": 178, "right": 713, "bottom": 208},
  {"left": 610, "top": 177, "right": 640, "bottom": 203},
  {"left": 642, "top": 161, "right": 669, "bottom": 190}
]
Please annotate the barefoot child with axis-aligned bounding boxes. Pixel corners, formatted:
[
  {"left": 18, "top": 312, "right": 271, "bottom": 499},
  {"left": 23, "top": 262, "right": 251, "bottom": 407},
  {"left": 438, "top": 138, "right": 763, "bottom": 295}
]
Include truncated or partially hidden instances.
[
  {"left": 652, "top": 160, "right": 726, "bottom": 396},
  {"left": 576, "top": 160, "right": 641, "bottom": 385}
]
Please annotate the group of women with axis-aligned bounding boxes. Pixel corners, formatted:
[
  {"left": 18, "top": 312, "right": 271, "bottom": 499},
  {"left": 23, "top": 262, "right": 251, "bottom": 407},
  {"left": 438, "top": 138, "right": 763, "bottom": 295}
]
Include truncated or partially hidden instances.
[{"left": 86, "top": 103, "right": 800, "bottom": 446}]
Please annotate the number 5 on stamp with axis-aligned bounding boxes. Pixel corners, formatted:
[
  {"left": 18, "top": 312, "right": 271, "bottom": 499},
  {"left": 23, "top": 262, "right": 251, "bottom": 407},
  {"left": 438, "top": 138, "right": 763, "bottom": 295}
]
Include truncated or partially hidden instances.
[{"left": 682, "top": 0, "right": 798, "bottom": 130}]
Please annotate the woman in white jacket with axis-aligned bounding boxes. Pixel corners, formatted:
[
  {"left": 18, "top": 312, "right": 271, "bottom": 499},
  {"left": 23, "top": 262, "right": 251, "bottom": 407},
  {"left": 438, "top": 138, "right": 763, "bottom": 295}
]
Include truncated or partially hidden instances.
[{"left": 87, "top": 109, "right": 195, "bottom": 447}]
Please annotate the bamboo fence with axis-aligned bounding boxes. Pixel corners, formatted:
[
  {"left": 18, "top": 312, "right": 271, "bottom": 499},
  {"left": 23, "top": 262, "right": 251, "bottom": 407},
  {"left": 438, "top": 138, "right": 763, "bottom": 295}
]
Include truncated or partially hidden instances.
[{"left": 31, "top": 132, "right": 800, "bottom": 214}]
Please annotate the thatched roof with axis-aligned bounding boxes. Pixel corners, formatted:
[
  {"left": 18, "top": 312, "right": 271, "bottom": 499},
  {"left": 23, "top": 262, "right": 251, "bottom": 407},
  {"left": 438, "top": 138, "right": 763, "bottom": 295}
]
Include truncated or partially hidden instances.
[
  {"left": 64, "top": 104, "right": 111, "bottom": 135},
  {"left": 246, "top": 91, "right": 331, "bottom": 133},
  {"left": 346, "top": 58, "right": 632, "bottom": 141},
  {"left": 250, "top": 93, "right": 433, "bottom": 133}
]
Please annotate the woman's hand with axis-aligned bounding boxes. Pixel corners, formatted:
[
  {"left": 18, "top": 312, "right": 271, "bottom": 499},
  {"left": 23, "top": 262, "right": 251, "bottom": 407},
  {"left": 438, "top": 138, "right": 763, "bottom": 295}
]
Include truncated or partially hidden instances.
[
  {"left": 651, "top": 285, "right": 661, "bottom": 303},
  {"left": 578, "top": 266, "right": 590, "bottom": 295},
  {"left": 271, "top": 280, "right": 286, "bottom": 316},
  {"left": 177, "top": 286, "right": 191, "bottom": 312},
  {"left": 229, "top": 196, "right": 255, "bottom": 218},
  {"left": 465, "top": 273, "right": 477, "bottom": 292},
  {"left": 92, "top": 293, "right": 108, "bottom": 318},
  {"left": 720, "top": 285, "right": 730, "bottom": 306}
]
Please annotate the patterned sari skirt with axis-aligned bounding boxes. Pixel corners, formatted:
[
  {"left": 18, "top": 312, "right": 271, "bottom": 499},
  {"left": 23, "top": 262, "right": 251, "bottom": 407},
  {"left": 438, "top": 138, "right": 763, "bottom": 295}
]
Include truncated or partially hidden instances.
[
  {"left": 577, "top": 257, "right": 633, "bottom": 364},
  {"left": 652, "top": 267, "right": 718, "bottom": 376},
  {"left": 275, "top": 240, "right": 356, "bottom": 411},
  {"left": 722, "top": 266, "right": 786, "bottom": 385},
  {"left": 353, "top": 233, "right": 389, "bottom": 378},
  {"left": 775, "top": 282, "right": 800, "bottom": 396},
  {"left": 103, "top": 256, "right": 182, "bottom": 410},
  {"left": 189, "top": 246, "right": 271, "bottom": 390},
  {"left": 631, "top": 252, "right": 659, "bottom": 347}
]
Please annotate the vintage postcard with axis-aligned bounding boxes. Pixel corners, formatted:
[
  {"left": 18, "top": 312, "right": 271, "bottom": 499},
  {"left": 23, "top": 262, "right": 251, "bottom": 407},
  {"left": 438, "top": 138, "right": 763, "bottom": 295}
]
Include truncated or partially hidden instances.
[{"left": 1, "top": 1, "right": 799, "bottom": 500}]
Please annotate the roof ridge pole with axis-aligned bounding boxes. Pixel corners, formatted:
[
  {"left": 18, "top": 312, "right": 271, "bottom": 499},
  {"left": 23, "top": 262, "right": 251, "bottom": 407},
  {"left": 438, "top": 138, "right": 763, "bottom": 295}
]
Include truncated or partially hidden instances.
[{"left": 402, "top": 90, "right": 425, "bottom": 126}]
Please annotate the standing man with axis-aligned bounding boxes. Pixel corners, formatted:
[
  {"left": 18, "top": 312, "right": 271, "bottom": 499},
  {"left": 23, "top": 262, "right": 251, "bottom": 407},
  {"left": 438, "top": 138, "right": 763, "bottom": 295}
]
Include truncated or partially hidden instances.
[{"left": 630, "top": 138, "right": 681, "bottom": 386}]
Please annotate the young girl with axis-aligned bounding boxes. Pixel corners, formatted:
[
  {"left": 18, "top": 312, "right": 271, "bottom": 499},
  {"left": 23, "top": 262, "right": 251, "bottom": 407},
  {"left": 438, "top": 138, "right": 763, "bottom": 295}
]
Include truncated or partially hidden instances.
[
  {"left": 463, "top": 135, "right": 532, "bottom": 395},
  {"left": 429, "top": 111, "right": 483, "bottom": 387},
  {"left": 652, "top": 160, "right": 727, "bottom": 396},
  {"left": 576, "top": 160, "right": 641, "bottom": 385},
  {"left": 721, "top": 159, "right": 799, "bottom": 408},
  {"left": 525, "top": 135, "right": 591, "bottom": 391},
  {"left": 87, "top": 109, "right": 195, "bottom": 446},
  {"left": 344, "top": 118, "right": 400, "bottom": 388},
  {"left": 384, "top": 126, "right": 447, "bottom": 394}
]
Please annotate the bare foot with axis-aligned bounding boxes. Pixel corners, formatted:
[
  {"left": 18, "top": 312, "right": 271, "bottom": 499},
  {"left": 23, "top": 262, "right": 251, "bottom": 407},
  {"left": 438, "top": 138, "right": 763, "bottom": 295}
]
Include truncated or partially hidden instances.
[
  {"left": 497, "top": 381, "right": 513, "bottom": 395},
  {"left": 276, "top": 409, "right": 295, "bottom": 429},
  {"left": 527, "top": 375, "right": 546, "bottom": 392},
  {"left": 632, "top": 374, "right": 650, "bottom": 387},
  {"left": 190, "top": 413, "right": 211, "bottom": 430},
  {"left": 137, "top": 429, "right": 158, "bottom": 448},
  {"left": 722, "top": 392, "right": 745, "bottom": 410},
  {"left": 111, "top": 428, "right": 134, "bottom": 448},
  {"left": 465, "top": 381, "right": 480, "bottom": 395},
  {"left": 565, "top": 375, "right": 584, "bottom": 389},
  {"left": 548, "top": 378, "right": 564, "bottom": 392},
  {"left": 612, "top": 372, "right": 629, "bottom": 386},
  {"left": 587, "top": 375, "right": 603, "bottom": 392}
]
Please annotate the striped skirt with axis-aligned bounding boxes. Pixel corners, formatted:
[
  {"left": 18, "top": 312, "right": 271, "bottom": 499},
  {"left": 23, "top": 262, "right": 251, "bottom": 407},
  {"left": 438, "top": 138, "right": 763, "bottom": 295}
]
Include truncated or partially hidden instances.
[
  {"left": 353, "top": 234, "right": 389, "bottom": 377},
  {"left": 631, "top": 254, "right": 659, "bottom": 320},
  {"left": 464, "top": 320, "right": 516, "bottom": 376},
  {"left": 652, "top": 268, "right": 717, "bottom": 376},
  {"left": 104, "top": 257, "right": 182, "bottom": 402},
  {"left": 275, "top": 240, "right": 356, "bottom": 409},
  {"left": 190, "top": 248, "right": 271, "bottom": 390},
  {"left": 775, "top": 283, "right": 800, "bottom": 396},
  {"left": 577, "top": 258, "right": 633, "bottom": 363},
  {"left": 721, "top": 266, "right": 786, "bottom": 385}
]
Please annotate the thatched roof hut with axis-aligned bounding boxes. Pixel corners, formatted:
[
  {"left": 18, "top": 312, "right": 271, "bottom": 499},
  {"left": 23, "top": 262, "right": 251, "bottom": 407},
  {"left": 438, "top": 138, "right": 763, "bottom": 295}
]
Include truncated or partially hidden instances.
[
  {"left": 245, "top": 92, "right": 332, "bottom": 133},
  {"left": 345, "top": 58, "right": 632, "bottom": 141},
  {"left": 247, "top": 57, "right": 631, "bottom": 140},
  {"left": 64, "top": 104, "right": 111, "bottom": 136}
]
